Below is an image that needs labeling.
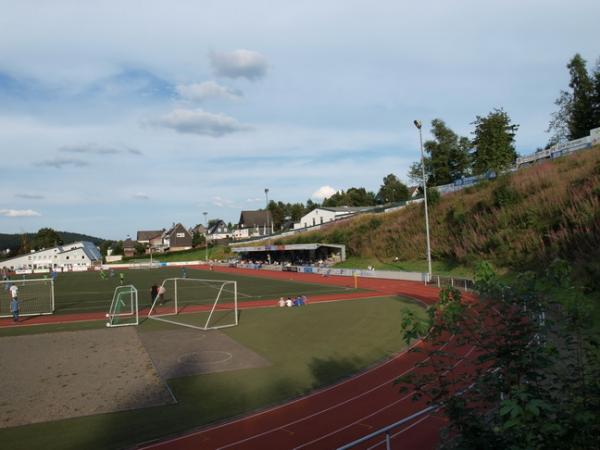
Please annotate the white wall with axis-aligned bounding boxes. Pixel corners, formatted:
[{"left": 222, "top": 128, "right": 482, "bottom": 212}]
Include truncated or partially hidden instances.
[{"left": 294, "top": 208, "right": 341, "bottom": 229}]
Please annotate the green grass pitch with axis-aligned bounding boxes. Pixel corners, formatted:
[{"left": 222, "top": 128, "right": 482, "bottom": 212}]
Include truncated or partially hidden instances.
[{"left": 17, "top": 267, "right": 360, "bottom": 315}]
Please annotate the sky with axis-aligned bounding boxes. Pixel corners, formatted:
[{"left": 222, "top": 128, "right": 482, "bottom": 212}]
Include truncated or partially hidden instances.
[{"left": 1, "top": 0, "right": 599, "bottom": 240}]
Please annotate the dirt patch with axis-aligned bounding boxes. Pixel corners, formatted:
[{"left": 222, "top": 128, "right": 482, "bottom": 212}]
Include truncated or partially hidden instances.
[
  {"left": 0, "top": 327, "right": 175, "bottom": 429},
  {"left": 138, "top": 328, "right": 270, "bottom": 379}
]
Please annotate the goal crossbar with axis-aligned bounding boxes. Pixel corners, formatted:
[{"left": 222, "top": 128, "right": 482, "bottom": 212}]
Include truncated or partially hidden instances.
[
  {"left": 147, "top": 278, "right": 238, "bottom": 331},
  {"left": 0, "top": 278, "right": 55, "bottom": 318},
  {"left": 106, "top": 285, "right": 139, "bottom": 327}
]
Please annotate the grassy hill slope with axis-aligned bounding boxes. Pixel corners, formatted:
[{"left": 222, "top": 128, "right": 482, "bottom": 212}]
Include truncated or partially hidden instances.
[{"left": 277, "top": 147, "right": 600, "bottom": 288}]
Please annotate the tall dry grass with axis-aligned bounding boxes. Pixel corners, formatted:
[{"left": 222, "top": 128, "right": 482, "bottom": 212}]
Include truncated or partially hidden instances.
[{"left": 280, "top": 146, "right": 600, "bottom": 284}]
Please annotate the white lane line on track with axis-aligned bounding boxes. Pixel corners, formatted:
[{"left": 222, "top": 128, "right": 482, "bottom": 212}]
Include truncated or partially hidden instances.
[
  {"left": 291, "top": 346, "right": 476, "bottom": 450},
  {"left": 141, "top": 332, "right": 436, "bottom": 450},
  {"left": 216, "top": 339, "right": 467, "bottom": 450}
]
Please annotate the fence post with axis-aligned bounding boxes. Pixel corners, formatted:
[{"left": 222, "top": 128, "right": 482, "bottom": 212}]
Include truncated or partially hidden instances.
[
  {"left": 437, "top": 276, "right": 440, "bottom": 288},
  {"left": 385, "top": 431, "right": 391, "bottom": 450}
]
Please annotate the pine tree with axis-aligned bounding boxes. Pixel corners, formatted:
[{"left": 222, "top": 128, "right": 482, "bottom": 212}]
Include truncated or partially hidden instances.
[{"left": 567, "top": 54, "right": 595, "bottom": 139}]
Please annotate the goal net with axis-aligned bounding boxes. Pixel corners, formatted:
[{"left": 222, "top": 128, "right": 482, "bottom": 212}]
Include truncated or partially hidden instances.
[
  {"left": 147, "top": 278, "right": 238, "bottom": 330},
  {"left": 106, "top": 285, "right": 139, "bottom": 327},
  {"left": 0, "top": 278, "right": 55, "bottom": 318}
]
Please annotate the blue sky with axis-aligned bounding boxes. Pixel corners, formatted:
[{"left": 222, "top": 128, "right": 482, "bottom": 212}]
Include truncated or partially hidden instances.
[{"left": 1, "top": 0, "right": 599, "bottom": 240}]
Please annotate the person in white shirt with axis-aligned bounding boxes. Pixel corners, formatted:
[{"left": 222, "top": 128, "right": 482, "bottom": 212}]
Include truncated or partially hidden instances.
[
  {"left": 278, "top": 297, "right": 285, "bottom": 307},
  {"left": 9, "top": 284, "right": 18, "bottom": 300}
]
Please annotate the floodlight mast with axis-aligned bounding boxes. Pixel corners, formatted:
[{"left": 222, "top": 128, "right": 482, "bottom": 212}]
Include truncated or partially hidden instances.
[
  {"left": 264, "top": 188, "right": 270, "bottom": 235},
  {"left": 414, "top": 120, "right": 432, "bottom": 281},
  {"left": 203, "top": 211, "right": 208, "bottom": 263}
]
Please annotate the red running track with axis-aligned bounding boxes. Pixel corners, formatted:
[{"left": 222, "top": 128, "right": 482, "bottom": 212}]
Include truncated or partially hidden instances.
[
  {"left": 0, "top": 265, "right": 475, "bottom": 448},
  {"left": 137, "top": 266, "right": 476, "bottom": 450}
]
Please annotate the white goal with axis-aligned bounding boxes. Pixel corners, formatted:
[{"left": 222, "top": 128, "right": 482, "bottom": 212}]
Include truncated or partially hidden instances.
[
  {"left": 1, "top": 278, "right": 55, "bottom": 318},
  {"left": 147, "top": 278, "right": 238, "bottom": 330},
  {"left": 106, "top": 285, "right": 139, "bottom": 327}
]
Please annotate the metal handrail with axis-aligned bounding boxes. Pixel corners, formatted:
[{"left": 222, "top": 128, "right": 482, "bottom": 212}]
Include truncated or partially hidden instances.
[{"left": 336, "top": 404, "right": 438, "bottom": 450}]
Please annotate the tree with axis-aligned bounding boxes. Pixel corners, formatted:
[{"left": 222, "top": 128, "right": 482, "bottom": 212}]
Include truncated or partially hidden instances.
[
  {"left": 471, "top": 108, "right": 518, "bottom": 175},
  {"left": 268, "top": 201, "right": 286, "bottom": 230},
  {"left": 592, "top": 58, "right": 600, "bottom": 128},
  {"left": 548, "top": 53, "right": 597, "bottom": 144},
  {"left": 567, "top": 54, "right": 595, "bottom": 139},
  {"left": 19, "top": 233, "right": 31, "bottom": 254},
  {"left": 192, "top": 232, "right": 205, "bottom": 247},
  {"left": 407, "top": 160, "right": 431, "bottom": 187},
  {"left": 424, "top": 119, "right": 472, "bottom": 185},
  {"left": 322, "top": 187, "right": 377, "bottom": 207},
  {"left": 111, "top": 241, "right": 123, "bottom": 255},
  {"left": 32, "top": 228, "right": 63, "bottom": 250},
  {"left": 376, "top": 174, "right": 409, "bottom": 203},
  {"left": 134, "top": 242, "right": 146, "bottom": 256},
  {"left": 398, "top": 264, "right": 600, "bottom": 449}
]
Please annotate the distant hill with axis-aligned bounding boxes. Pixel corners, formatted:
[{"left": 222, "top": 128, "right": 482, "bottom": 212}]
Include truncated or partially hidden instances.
[{"left": 0, "top": 231, "right": 106, "bottom": 255}]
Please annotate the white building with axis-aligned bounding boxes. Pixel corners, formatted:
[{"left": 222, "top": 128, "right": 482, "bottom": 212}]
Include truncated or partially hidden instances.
[
  {"left": 0, "top": 241, "right": 102, "bottom": 272},
  {"left": 293, "top": 206, "right": 375, "bottom": 230}
]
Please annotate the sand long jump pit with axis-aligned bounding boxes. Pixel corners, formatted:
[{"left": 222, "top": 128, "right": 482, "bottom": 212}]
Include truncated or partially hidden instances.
[{"left": 0, "top": 327, "right": 175, "bottom": 429}]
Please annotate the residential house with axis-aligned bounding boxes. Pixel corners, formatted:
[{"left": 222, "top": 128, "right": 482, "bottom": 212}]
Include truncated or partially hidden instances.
[
  {"left": 136, "top": 229, "right": 165, "bottom": 253},
  {"left": 123, "top": 238, "right": 136, "bottom": 258},
  {"left": 207, "top": 220, "right": 231, "bottom": 242},
  {"left": 163, "top": 223, "right": 193, "bottom": 251},
  {"left": 234, "top": 210, "right": 273, "bottom": 240}
]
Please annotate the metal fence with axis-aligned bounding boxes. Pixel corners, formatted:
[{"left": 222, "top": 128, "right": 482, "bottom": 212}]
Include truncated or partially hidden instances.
[{"left": 426, "top": 275, "right": 475, "bottom": 292}]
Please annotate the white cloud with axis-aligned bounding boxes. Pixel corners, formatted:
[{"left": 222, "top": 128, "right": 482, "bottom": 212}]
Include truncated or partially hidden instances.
[
  {"left": 35, "top": 157, "right": 89, "bottom": 169},
  {"left": 0, "top": 209, "right": 41, "bottom": 217},
  {"left": 210, "top": 49, "right": 268, "bottom": 80},
  {"left": 211, "top": 196, "right": 235, "bottom": 208},
  {"left": 59, "top": 143, "right": 143, "bottom": 156},
  {"left": 152, "top": 108, "right": 249, "bottom": 136},
  {"left": 15, "top": 193, "right": 45, "bottom": 200},
  {"left": 312, "top": 185, "right": 338, "bottom": 200},
  {"left": 246, "top": 197, "right": 262, "bottom": 203},
  {"left": 132, "top": 192, "right": 149, "bottom": 200},
  {"left": 176, "top": 81, "right": 242, "bottom": 102}
]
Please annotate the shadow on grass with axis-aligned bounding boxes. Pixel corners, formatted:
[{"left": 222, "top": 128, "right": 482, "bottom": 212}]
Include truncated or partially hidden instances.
[{"left": 309, "top": 355, "right": 363, "bottom": 387}]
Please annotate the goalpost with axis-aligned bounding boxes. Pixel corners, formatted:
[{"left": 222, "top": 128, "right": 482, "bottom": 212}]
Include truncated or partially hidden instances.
[
  {"left": 147, "top": 278, "right": 238, "bottom": 331},
  {"left": 0, "top": 278, "right": 55, "bottom": 318},
  {"left": 106, "top": 285, "right": 139, "bottom": 327}
]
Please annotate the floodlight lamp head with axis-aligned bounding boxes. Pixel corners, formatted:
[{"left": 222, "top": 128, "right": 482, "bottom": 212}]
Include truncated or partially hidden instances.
[{"left": 413, "top": 120, "right": 422, "bottom": 129}]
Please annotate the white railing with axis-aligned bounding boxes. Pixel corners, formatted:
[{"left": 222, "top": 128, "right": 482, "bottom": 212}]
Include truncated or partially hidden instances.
[{"left": 336, "top": 405, "right": 437, "bottom": 450}]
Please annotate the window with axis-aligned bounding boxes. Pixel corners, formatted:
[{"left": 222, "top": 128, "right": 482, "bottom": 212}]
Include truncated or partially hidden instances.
[
  {"left": 312, "top": 218, "right": 316, "bottom": 226},
  {"left": 320, "top": 217, "right": 323, "bottom": 224},
  {"left": 66, "top": 256, "right": 70, "bottom": 260},
  {"left": 176, "top": 232, "right": 185, "bottom": 238}
]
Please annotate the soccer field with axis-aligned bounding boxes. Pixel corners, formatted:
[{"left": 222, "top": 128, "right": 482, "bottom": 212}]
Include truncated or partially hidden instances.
[
  {"left": 16, "top": 266, "right": 360, "bottom": 315},
  {"left": 0, "top": 295, "right": 427, "bottom": 450}
]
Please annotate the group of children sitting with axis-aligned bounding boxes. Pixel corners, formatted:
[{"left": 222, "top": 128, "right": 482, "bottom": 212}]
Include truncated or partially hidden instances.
[{"left": 278, "top": 295, "right": 307, "bottom": 308}]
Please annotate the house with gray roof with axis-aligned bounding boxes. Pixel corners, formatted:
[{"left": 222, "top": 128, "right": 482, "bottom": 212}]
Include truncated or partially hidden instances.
[{"left": 234, "top": 210, "right": 273, "bottom": 239}]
